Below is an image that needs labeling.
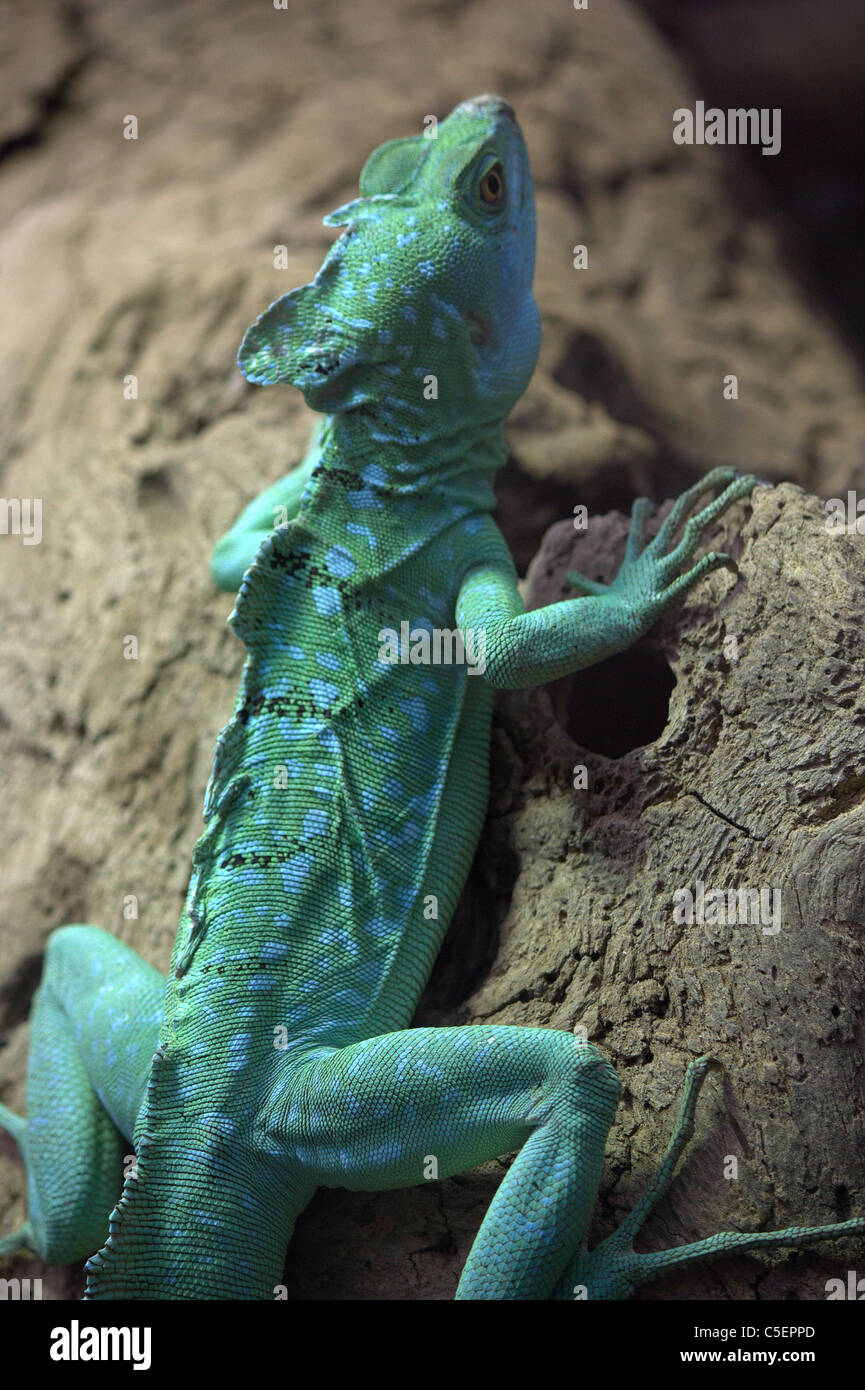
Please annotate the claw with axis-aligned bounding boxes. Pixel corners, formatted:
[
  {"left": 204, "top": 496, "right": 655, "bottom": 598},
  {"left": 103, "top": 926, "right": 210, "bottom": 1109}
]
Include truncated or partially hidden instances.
[{"left": 734, "top": 469, "right": 773, "bottom": 490}]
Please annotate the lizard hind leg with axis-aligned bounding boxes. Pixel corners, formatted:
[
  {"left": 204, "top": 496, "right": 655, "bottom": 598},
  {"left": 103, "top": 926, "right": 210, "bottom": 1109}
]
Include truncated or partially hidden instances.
[
  {"left": 1, "top": 924, "right": 166, "bottom": 1267},
  {"left": 553, "top": 1054, "right": 719, "bottom": 1299},
  {"left": 0, "top": 1106, "right": 36, "bottom": 1256},
  {"left": 265, "top": 1026, "right": 623, "bottom": 1299}
]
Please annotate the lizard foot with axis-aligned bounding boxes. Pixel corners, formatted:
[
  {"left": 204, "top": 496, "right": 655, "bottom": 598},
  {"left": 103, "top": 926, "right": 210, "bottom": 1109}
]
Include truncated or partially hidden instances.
[
  {"left": 558, "top": 1056, "right": 865, "bottom": 1300},
  {"left": 567, "top": 468, "right": 758, "bottom": 624}
]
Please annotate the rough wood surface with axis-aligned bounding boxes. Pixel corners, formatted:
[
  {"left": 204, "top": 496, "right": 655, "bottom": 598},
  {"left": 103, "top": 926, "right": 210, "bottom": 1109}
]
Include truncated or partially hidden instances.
[{"left": 1, "top": 0, "right": 863, "bottom": 1299}]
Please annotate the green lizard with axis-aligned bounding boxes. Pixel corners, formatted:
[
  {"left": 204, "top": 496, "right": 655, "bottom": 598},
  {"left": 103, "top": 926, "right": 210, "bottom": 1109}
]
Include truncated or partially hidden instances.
[{"left": 1, "top": 95, "right": 862, "bottom": 1300}]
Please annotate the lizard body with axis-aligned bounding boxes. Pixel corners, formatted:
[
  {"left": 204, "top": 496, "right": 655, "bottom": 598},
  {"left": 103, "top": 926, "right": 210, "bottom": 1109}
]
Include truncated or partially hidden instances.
[{"left": 1, "top": 96, "right": 862, "bottom": 1299}]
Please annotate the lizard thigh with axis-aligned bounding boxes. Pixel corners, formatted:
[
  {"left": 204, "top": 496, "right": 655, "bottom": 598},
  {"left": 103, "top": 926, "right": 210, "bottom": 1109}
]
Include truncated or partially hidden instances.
[
  {"left": 268, "top": 1025, "right": 619, "bottom": 1297},
  {"left": 8, "top": 925, "right": 165, "bottom": 1264}
]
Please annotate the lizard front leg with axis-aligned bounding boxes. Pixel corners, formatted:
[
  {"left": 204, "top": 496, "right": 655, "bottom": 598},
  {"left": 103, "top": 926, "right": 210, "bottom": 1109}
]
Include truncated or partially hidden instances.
[
  {"left": 456, "top": 468, "right": 757, "bottom": 690},
  {"left": 209, "top": 416, "right": 324, "bottom": 592}
]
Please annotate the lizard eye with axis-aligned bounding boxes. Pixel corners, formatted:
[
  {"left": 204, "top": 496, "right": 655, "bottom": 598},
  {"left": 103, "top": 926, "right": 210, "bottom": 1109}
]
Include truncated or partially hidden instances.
[{"left": 478, "top": 161, "right": 506, "bottom": 207}]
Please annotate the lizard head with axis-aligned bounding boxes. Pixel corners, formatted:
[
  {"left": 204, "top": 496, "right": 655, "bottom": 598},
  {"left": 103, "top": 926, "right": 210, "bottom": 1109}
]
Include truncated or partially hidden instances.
[{"left": 238, "top": 96, "right": 541, "bottom": 450}]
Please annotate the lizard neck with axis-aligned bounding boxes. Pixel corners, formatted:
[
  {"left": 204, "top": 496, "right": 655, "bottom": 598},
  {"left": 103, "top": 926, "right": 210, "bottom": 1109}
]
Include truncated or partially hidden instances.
[{"left": 310, "top": 409, "right": 509, "bottom": 500}]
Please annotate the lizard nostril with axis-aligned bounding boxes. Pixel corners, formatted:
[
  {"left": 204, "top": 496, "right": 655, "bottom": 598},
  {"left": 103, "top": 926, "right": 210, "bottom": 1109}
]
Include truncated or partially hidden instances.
[{"left": 463, "top": 94, "right": 516, "bottom": 122}]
